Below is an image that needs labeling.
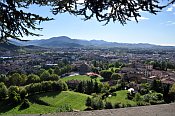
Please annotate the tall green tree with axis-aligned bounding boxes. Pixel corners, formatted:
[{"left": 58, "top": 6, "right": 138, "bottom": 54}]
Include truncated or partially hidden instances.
[
  {"left": 169, "top": 83, "right": 175, "bottom": 101},
  {"left": 27, "top": 74, "right": 40, "bottom": 84},
  {"left": 54, "top": 67, "right": 61, "bottom": 75},
  {"left": 50, "top": 74, "right": 60, "bottom": 81},
  {"left": 20, "top": 74, "right": 27, "bottom": 85},
  {"left": 9, "top": 73, "right": 23, "bottom": 86},
  {"left": 100, "top": 70, "right": 113, "bottom": 81},
  {"left": 0, "top": 82, "right": 8, "bottom": 100},
  {"left": 94, "top": 80, "right": 100, "bottom": 93},
  {"left": 111, "top": 73, "right": 121, "bottom": 80},
  {"left": 40, "top": 71, "right": 50, "bottom": 81},
  {"left": 77, "top": 81, "right": 84, "bottom": 93},
  {"left": 163, "top": 84, "right": 171, "bottom": 103},
  {"left": 86, "top": 80, "right": 94, "bottom": 94},
  {"left": 8, "top": 86, "right": 21, "bottom": 104},
  {"left": 0, "top": 74, "right": 7, "bottom": 83},
  {"left": 85, "top": 97, "right": 92, "bottom": 108},
  {"left": 170, "top": 83, "right": 175, "bottom": 93},
  {"left": 151, "top": 80, "right": 163, "bottom": 93},
  {"left": 48, "top": 68, "right": 54, "bottom": 75}
]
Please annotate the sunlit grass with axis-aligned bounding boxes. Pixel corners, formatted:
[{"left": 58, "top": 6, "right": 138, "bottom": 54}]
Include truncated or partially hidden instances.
[
  {"left": 106, "top": 90, "right": 137, "bottom": 106},
  {"left": 61, "top": 75, "right": 103, "bottom": 82}
]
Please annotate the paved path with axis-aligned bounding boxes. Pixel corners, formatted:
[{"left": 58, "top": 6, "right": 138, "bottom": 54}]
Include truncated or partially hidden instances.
[{"left": 22, "top": 103, "right": 175, "bottom": 116}]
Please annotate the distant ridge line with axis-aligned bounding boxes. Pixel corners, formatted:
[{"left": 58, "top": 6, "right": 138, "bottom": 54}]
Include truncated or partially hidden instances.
[{"left": 10, "top": 36, "right": 175, "bottom": 48}]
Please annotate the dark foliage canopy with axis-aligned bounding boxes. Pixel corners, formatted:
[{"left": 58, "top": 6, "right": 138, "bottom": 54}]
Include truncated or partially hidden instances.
[{"left": 0, "top": 0, "right": 175, "bottom": 42}]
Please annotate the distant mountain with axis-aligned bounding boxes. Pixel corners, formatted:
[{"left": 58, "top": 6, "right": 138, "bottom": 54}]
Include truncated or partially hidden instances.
[
  {"left": 11, "top": 36, "right": 175, "bottom": 49},
  {"left": 0, "top": 42, "right": 20, "bottom": 51},
  {"left": 11, "top": 36, "right": 84, "bottom": 48}
]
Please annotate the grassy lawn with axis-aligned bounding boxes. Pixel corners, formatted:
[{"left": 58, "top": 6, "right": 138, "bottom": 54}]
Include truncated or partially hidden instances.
[
  {"left": 0, "top": 91, "right": 91, "bottom": 115},
  {"left": 39, "top": 91, "right": 91, "bottom": 111},
  {"left": 61, "top": 75, "right": 103, "bottom": 82},
  {"left": 106, "top": 90, "right": 137, "bottom": 106}
]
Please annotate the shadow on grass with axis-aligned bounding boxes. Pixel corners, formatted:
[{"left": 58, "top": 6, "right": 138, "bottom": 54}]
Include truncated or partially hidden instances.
[
  {"left": 18, "top": 105, "right": 27, "bottom": 111},
  {"left": 37, "top": 91, "right": 61, "bottom": 98},
  {"left": 27, "top": 91, "right": 61, "bottom": 106},
  {"left": 0, "top": 100, "right": 18, "bottom": 113},
  {"left": 18, "top": 99, "right": 30, "bottom": 111},
  {"left": 28, "top": 96, "right": 50, "bottom": 106},
  {"left": 0, "top": 91, "right": 62, "bottom": 113}
]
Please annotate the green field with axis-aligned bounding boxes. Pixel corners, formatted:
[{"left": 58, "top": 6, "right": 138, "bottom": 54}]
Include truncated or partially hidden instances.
[
  {"left": 106, "top": 90, "right": 137, "bottom": 106},
  {"left": 61, "top": 75, "right": 103, "bottom": 82},
  {"left": 0, "top": 91, "right": 91, "bottom": 115}
]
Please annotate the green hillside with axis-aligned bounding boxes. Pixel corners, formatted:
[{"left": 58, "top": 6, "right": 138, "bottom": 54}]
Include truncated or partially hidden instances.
[
  {"left": 61, "top": 75, "right": 103, "bottom": 82},
  {"left": 0, "top": 91, "right": 91, "bottom": 115},
  {"left": 106, "top": 90, "right": 137, "bottom": 106}
]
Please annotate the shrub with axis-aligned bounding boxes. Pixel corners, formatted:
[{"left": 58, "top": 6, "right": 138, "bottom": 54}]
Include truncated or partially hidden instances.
[
  {"left": 119, "top": 103, "right": 125, "bottom": 108},
  {"left": 133, "top": 93, "right": 142, "bottom": 101},
  {"left": 86, "top": 97, "right": 92, "bottom": 107},
  {"left": 56, "top": 104, "right": 73, "bottom": 112},
  {"left": 137, "top": 101, "right": 150, "bottom": 106},
  {"left": 143, "top": 92, "right": 163, "bottom": 104},
  {"left": 126, "top": 103, "right": 132, "bottom": 107},
  {"left": 127, "top": 92, "right": 135, "bottom": 100},
  {"left": 91, "top": 97, "right": 104, "bottom": 110},
  {"left": 114, "top": 102, "right": 121, "bottom": 108},
  {"left": 110, "top": 86, "right": 116, "bottom": 93},
  {"left": 105, "top": 102, "right": 113, "bottom": 109},
  {"left": 139, "top": 88, "right": 149, "bottom": 95}
]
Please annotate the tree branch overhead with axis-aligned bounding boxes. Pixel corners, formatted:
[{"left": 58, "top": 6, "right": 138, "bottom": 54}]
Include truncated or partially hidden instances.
[{"left": 0, "top": 0, "right": 175, "bottom": 42}]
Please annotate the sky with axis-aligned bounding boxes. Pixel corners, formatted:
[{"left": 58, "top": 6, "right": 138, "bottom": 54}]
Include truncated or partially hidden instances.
[{"left": 23, "top": 2, "right": 175, "bottom": 46}]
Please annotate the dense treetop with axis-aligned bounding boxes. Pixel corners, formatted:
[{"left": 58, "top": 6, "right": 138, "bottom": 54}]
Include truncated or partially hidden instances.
[{"left": 0, "top": 0, "right": 175, "bottom": 42}]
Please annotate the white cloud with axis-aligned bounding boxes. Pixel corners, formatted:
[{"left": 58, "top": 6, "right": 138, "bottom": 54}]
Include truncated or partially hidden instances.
[
  {"left": 137, "top": 17, "right": 149, "bottom": 21},
  {"left": 167, "top": 7, "right": 173, "bottom": 11},
  {"left": 166, "top": 4, "right": 175, "bottom": 12},
  {"left": 130, "top": 17, "right": 149, "bottom": 21},
  {"left": 77, "top": 0, "right": 84, "bottom": 3},
  {"left": 164, "top": 21, "right": 175, "bottom": 26}
]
